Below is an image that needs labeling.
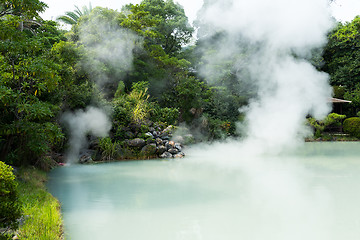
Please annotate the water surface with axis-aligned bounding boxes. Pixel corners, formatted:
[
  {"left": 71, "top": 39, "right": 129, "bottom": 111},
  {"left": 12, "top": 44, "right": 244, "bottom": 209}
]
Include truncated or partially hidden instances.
[{"left": 48, "top": 142, "right": 360, "bottom": 240}]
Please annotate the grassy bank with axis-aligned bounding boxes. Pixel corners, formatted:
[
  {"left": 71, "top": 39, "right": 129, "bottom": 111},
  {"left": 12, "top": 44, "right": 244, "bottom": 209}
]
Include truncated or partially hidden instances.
[{"left": 16, "top": 167, "right": 63, "bottom": 240}]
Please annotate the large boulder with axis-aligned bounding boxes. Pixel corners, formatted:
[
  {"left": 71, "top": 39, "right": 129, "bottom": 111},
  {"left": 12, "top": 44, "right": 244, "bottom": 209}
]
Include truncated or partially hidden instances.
[
  {"left": 156, "top": 145, "right": 167, "bottom": 155},
  {"left": 127, "top": 138, "right": 146, "bottom": 148},
  {"left": 141, "top": 144, "right": 157, "bottom": 157}
]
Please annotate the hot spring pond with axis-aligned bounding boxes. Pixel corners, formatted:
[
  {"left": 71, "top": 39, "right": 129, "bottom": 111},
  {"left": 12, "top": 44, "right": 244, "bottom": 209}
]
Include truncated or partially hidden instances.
[{"left": 48, "top": 142, "right": 360, "bottom": 240}]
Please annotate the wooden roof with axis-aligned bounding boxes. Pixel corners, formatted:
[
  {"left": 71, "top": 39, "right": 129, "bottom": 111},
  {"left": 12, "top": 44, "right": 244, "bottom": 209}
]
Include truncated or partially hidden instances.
[{"left": 329, "top": 97, "right": 352, "bottom": 103}]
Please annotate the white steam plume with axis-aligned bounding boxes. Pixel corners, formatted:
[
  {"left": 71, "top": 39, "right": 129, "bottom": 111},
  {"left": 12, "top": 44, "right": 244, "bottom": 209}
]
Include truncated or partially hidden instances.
[
  {"left": 62, "top": 107, "right": 111, "bottom": 164},
  {"left": 62, "top": 12, "right": 139, "bottom": 163},
  {"left": 197, "top": 0, "right": 334, "bottom": 154},
  {"left": 79, "top": 13, "right": 139, "bottom": 87}
]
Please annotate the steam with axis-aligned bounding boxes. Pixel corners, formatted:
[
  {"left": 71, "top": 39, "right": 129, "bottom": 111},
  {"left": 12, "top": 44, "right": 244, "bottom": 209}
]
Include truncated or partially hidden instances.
[
  {"left": 197, "top": 0, "right": 334, "bottom": 154},
  {"left": 79, "top": 13, "right": 139, "bottom": 87},
  {"left": 62, "top": 107, "right": 111, "bottom": 163},
  {"left": 62, "top": 11, "right": 138, "bottom": 163}
]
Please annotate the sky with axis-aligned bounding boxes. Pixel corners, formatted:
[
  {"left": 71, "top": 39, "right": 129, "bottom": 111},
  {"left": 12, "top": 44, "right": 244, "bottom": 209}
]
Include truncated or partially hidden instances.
[{"left": 40, "top": 0, "right": 360, "bottom": 25}]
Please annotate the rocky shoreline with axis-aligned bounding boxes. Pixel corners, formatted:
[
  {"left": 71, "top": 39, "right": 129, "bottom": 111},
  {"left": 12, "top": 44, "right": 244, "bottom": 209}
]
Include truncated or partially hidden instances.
[{"left": 77, "top": 123, "right": 194, "bottom": 164}]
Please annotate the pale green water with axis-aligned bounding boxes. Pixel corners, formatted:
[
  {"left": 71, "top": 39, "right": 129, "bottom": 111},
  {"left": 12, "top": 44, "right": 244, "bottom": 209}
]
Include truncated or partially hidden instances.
[{"left": 48, "top": 142, "right": 360, "bottom": 240}]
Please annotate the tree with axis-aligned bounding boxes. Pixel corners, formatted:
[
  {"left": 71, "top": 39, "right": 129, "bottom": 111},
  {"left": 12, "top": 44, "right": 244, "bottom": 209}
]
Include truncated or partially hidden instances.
[
  {"left": 322, "top": 16, "right": 360, "bottom": 90},
  {"left": 0, "top": 16, "right": 66, "bottom": 166},
  {"left": 125, "top": 0, "right": 194, "bottom": 56},
  {"left": 56, "top": 3, "right": 93, "bottom": 25},
  {"left": 0, "top": 0, "right": 47, "bottom": 19}
]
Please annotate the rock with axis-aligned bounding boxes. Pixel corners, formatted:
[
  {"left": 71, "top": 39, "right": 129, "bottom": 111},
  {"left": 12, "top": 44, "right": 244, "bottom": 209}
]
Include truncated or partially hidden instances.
[
  {"left": 168, "top": 148, "right": 179, "bottom": 155},
  {"left": 146, "top": 138, "right": 156, "bottom": 145},
  {"left": 168, "top": 141, "right": 175, "bottom": 147},
  {"left": 162, "top": 125, "right": 174, "bottom": 134},
  {"left": 79, "top": 153, "right": 93, "bottom": 164},
  {"left": 145, "top": 132, "right": 154, "bottom": 138},
  {"left": 127, "top": 138, "right": 146, "bottom": 148},
  {"left": 156, "top": 145, "right": 167, "bottom": 155},
  {"left": 141, "top": 144, "right": 157, "bottom": 156},
  {"left": 174, "top": 143, "right": 182, "bottom": 151},
  {"left": 155, "top": 138, "right": 163, "bottom": 146},
  {"left": 173, "top": 152, "right": 185, "bottom": 158},
  {"left": 160, "top": 132, "right": 170, "bottom": 140},
  {"left": 160, "top": 152, "right": 173, "bottom": 158}
]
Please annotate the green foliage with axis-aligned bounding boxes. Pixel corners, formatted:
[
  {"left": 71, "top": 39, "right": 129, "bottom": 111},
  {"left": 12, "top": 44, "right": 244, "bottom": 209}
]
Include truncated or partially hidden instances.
[
  {"left": 333, "top": 85, "right": 345, "bottom": 99},
  {"left": 56, "top": 3, "right": 93, "bottom": 25},
  {"left": 122, "top": 0, "right": 194, "bottom": 55},
  {"left": 307, "top": 113, "right": 347, "bottom": 137},
  {"left": 322, "top": 17, "right": 360, "bottom": 89},
  {"left": 150, "top": 105, "right": 179, "bottom": 125},
  {"left": 343, "top": 117, "right": 360, "bottom": 138},
  {"left": 344, "top": 84, "right": 360, "bottom": 116},
  {"left": 0, "top": 161, "right": 22, "bottom": 230},
  {"left": 98, "top": 137, "right": 121, "bottom": 161},
  {"left": 0, "top": 0, "right": 47, "bottom": 19},
  {"left": 0, "top": 9, "right": 69, "bottom": 166},
  {"left": 16, "top": 167, "right": 63, "bottom": 239},
  {"left": 113, "top": 81, "right": 153, "bottom": 124}
]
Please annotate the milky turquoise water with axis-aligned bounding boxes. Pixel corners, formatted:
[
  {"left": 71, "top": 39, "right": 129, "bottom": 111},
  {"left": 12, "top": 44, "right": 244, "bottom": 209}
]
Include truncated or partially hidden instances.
[{"left": 48, "top": 142, "right": 360, "bottom": 240}]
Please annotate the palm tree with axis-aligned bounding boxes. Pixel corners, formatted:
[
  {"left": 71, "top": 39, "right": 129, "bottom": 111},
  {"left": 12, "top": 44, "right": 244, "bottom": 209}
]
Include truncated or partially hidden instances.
[{"left": 57, "top": 3, "right": 93, "bottom": 25}]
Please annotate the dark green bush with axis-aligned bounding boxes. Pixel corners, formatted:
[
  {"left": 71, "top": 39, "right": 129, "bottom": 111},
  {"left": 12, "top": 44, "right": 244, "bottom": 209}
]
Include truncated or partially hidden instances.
[
  {"left": 0, "top": 161, "right": 22, "bottom": 230},
  {"left": 150, "top": 105, "right": 179, "bottom": 126},
  {"left": 343, "top": 117, "right": 360, "bottom": 138}
]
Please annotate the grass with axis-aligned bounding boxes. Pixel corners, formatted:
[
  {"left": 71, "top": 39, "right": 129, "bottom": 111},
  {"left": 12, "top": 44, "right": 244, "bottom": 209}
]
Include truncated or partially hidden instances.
[{"left": 16, "top": 167, "right": 63, "bottom": 240}]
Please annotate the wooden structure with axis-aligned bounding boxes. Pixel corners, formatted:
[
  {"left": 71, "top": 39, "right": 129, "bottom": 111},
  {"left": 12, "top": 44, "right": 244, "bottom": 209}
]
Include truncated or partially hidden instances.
[{"left": 329, "top": 97, "right": 352, "bottom": 115}]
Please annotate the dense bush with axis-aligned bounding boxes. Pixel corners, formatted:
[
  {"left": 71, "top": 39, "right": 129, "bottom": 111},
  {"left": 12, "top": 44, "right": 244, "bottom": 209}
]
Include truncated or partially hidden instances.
[
  {"left": 0, "top": 161, "right": 22, "bottom": 230},
  {"left": 343, "top": 117, "right": 360, "bottom": 138},
  {"left": 307, "top": 113, "right": 346, "bottom": 137}
]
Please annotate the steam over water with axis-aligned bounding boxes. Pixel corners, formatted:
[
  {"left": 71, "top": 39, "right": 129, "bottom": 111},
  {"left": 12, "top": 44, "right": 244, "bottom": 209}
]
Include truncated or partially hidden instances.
[
  {"left": 48, "top": 0, "right": 359, "bottom": 239},
  {"left": 49, "top": 142, "right": 360, "bottom": 240},
  {"left": 197, "top": 0, "right": 334, "bottom": 153}
]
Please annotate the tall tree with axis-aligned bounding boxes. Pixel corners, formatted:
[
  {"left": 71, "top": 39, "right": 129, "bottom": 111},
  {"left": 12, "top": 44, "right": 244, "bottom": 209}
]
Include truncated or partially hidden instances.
[
  {"left": 322, "top": 16, "right": 360, "bottom": 90},
  {"left": 56, "top": 3, "right": 93, "bottom": 25}
]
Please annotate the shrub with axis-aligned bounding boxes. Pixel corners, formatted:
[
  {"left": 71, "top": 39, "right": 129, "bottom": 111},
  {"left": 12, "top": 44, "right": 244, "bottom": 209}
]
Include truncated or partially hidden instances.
[
  {"left": 343, "top": 117, "right": 360, "bottom": 138},
  {"left": 0, "top": 161, "right": 22, "bottom": 230},
  {"left": 98, "top": 137, "right": 121, "bottom": 161},
  {"left": 307, "top": 113, "right": 346, "bottom": 137},
  {"left": 150, "top": 105, "right": 179, "bottom": 125}
]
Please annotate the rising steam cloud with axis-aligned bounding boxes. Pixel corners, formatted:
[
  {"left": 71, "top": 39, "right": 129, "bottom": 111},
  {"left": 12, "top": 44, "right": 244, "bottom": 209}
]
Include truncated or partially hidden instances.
[
  {"left": 79, "top": 13, "right": 139, "bottom": 87},
  {"left": 197, "top": 0, "right": 334, "bottom": 154},
  {"left": 62, "top": 12, "right": 138, "bottom": 163},
  {"left": 62, "top": 107, "right": 111, "bottom": 163}
]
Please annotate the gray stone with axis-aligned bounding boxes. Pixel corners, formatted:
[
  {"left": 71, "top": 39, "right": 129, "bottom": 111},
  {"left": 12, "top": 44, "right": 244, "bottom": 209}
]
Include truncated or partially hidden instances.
[
  {"left": 127, "top": 138, "right": 146, "bottom": 148},
  {"left": 145, "top": 132, "right": 154, "bottom": 138},
  {"left": 156, "top": 145, "right": 167, "bottom": 155},
  {"left": 174, "top": 143, "right": 182, "bottom": 151},
  {"left": 173, "top": 152, "right": 185, "bottom": 158},
  {"left": 141, "top": 144, "right": 157, "bottom": 156},
  {"left": 79, "top": 153, "right": 93, "bottom": 164},
  {"left": 160, "top": 132, "right": 170, "bottom": 140},
  {"left": 155, "top": 138, "right": 163, "bottom": 146},
  {"left": 160, "top": 152, "right": 173, "bottom": 158},
  {"left": 168, "top": 148, "right": 179, "bottom": 155}
]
